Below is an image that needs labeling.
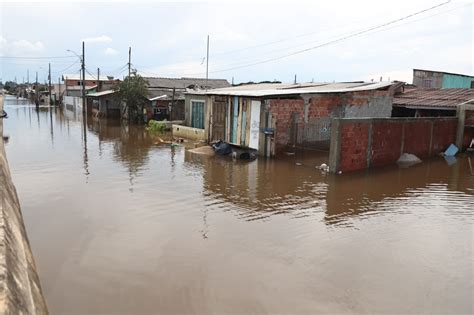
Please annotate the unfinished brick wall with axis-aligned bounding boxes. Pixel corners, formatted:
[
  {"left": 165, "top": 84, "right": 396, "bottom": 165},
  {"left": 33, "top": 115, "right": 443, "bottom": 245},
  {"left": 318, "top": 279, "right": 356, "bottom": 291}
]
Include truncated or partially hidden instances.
[
  {"left": 329, "top": 117, "right": 458, "bottom": 173},
  {"left": 267, "top": 89, "right": 393, "bottom": 155},
  {"left": 268, "top": 99, "right": 305, "bottom": 153}
]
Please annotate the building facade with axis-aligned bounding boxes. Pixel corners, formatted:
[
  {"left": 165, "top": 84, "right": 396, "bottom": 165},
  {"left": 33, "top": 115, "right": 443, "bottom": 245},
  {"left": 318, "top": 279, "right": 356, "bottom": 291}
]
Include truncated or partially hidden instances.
[
  {"left": 186, "top": 81, "right": 401, "bottom": 156},
  {"left": 413, "top": 69, "right": 474, "bottom": 89}
]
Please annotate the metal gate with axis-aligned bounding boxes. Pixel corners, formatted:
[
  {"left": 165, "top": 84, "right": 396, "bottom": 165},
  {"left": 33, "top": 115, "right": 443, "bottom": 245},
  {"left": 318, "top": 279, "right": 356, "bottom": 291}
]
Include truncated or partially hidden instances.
[{"left": 293, "top": 117, "right": 331, "bottom": 150}]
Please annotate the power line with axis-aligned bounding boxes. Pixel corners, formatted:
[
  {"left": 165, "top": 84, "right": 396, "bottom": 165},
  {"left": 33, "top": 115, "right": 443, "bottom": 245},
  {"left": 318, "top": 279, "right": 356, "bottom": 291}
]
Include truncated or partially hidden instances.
[
  {"left": 51, "top": 60, "right": 81, "bottom": 74},
  {"left": 207, "top": 0, "right": 454, "bottom": 74},
  {"left": 0, "top": 55, "right": 76, "bottom": 59}
]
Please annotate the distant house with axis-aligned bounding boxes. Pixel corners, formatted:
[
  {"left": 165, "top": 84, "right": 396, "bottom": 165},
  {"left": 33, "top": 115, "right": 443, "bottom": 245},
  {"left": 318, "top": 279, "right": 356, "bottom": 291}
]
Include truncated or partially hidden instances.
[
  {"left": 185, "top": 81, "right": 402, "bottom": 156},
  {"left": 144, "top": 77, "right": 230, "bottom": 121},
  {"left": 412, "top": 69, "right": 474, "bottom": 89},
  {"left": 62, "top": 74, "right": 117, "bottom": 97},
  {"left": 86, "top": 90, "right": 121, "bottom": 118}
]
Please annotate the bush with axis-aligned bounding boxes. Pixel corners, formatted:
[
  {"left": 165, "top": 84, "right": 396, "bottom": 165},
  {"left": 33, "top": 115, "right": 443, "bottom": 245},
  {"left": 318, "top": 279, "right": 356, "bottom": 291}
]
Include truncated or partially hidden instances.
[{"left": 146, "top": 119, "right": 167, "bottom": 133}]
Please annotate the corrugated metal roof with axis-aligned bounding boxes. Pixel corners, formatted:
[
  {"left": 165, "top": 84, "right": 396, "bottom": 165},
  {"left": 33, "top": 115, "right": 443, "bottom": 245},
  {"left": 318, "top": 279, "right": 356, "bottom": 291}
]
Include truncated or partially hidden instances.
[
  {"left": 149, "top": 95, "right": 168, "bottom": 101},
  {"left": 145, "top": 77, "right": 230, "bottom": 89},
  {"left": 87, "top": 90, "right": 115, "bottom": 97},
  {"left": 187, "top": 81, "right": 394, "bottom": 97},
  {"left": 393, "top": 88, "right": 474, "bottom": 110},
  {"left": 147, "top": 88, "right": 184, "bottom": 101},
  {"left": 63, "top": 74, "right": 115, "bottom": 81},
  {"left": 67, "top": 85, "right": 98, "bottom": 91}
]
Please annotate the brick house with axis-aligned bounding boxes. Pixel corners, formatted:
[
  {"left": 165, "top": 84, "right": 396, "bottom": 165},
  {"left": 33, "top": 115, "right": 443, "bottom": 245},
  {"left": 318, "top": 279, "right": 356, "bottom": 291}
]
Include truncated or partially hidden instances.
[{"left": 187, "top": 81, "right": 401, "bottom": 157}]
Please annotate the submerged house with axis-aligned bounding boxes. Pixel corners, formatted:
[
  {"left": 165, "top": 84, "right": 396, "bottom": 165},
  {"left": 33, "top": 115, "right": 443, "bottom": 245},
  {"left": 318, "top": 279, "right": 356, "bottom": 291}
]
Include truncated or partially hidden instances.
[
  {"left": 86, "top": 90, "right": 121, "bottom": 118},
  {"left": 144, "top": 77, "right": 230, "bottom": 121},
  {"left": 185, "top": 81, "right": 402, "bottom": 156}
]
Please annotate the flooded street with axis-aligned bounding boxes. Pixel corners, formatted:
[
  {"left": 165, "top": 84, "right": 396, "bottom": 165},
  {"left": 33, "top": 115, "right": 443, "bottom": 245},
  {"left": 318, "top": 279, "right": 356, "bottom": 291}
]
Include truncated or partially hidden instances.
[{"left": 3, "top": 96, "right": 473, "bottom": 314}]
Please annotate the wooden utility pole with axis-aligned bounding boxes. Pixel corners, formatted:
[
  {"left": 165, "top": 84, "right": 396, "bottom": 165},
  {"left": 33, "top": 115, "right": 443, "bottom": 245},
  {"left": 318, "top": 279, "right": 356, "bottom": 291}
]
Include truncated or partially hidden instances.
[
  {"left": 82, "top": 41, "right": 86, "bottom": 115},
  {"left": 58, "top": 77, "right": 61, "bottom": 105},
  {"left": 128, "top": 47, "right": 131, "bottom": 77},
  {"left": 206, "top": 35, "right": 209, "bottom": 91},
  {"left": 97, "top": 67, "right": 100, "bottom": 91},
  {"left": 48, "top": 63, "right": 52, "bottom": 105},
  {"left": 171, "top": 87, "right": 176, "bottom": 120}
]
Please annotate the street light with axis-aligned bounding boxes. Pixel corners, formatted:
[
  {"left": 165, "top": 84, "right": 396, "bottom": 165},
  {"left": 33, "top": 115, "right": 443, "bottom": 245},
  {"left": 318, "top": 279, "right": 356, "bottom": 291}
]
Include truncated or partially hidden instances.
[{"left": 66, "top": 42, "right": 85, "bottom": 115}]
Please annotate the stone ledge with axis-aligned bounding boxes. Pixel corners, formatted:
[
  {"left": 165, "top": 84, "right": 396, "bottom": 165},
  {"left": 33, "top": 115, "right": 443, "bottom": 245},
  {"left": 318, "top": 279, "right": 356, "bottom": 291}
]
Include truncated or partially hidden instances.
[{"left": 0, "top": 95, "right": 49, "bottom": 314}]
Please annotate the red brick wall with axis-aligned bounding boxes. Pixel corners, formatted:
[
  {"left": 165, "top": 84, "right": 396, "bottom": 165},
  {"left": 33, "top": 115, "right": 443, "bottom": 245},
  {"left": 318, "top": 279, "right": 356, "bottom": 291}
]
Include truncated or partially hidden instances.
[
  {"left": 431, "top": 119, "right": 457, "bottom": 152},
  {"left": 371, "top": 121, "right": 403, "bottom": 167},
  {"left": 333, "top": 117, "right": 457, "bottom": 173},
  {"left": 65, "top": 79, "right": 97, "bottom": 87},
  {"left": 339, "top": 122, "right": 370, "bottom": 171},
  {"left": 462, "top": 110, "right": 474, "bottom": 148},
  {"left": 466, "top": 110, "right": 474, "bottom": 126},
  {"left": 268, "top": 99, "right": 305, "bottom": 153},
  {"left": 403, "top": 120, "right": 432, "bottom": 158}
]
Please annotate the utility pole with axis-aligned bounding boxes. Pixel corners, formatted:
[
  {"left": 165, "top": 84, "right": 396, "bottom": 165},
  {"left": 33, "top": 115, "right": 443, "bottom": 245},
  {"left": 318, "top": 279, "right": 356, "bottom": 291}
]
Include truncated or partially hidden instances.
[
  {"left": 97, "top": 67, "right": 100, "bottom": 91},
  {"left": 48, "top": 62, "right": 52, "bottom": 105},
  {"left": 58, "top": 77, "right": 61, "bottom": 105},
  {"left": 27, "top": 69, "right": 29, "bottom": 84},
  {"left": 206, "top": 35, "right": 209, "bottom": 91},
  {"left": 128, "top": 47, "right": 131, "bottom": 77},
  {"left": 294, "top": 74, "right": 297, "bottom": 84},
  {"left": 35, "top": 71, "right": 38, "bottom": 84},
  {"left": 82, "top": 41, "right": 86, "bottom": 115}
]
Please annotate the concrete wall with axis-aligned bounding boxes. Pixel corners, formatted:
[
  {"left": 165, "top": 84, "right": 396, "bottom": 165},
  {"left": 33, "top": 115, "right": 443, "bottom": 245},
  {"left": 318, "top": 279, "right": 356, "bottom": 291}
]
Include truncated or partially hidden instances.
[
  {"left": 172, "top": 124, "right": 205, "bottom": 141},
  {"left": 329, "top": 117, "right": 457, "bottom": 173},
  {"left": 0, "top": 96, "right": 49, "bottom": 314},
  {"left": 413, "top": 69, "right": 444, "bottom": 88}
]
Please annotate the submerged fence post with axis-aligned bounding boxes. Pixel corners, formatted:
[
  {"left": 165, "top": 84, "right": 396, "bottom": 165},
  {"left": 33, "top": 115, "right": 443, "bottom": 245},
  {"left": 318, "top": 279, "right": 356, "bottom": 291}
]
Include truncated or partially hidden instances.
[{"left": 328, "top": 118, "right": 341, "bottom": 173}]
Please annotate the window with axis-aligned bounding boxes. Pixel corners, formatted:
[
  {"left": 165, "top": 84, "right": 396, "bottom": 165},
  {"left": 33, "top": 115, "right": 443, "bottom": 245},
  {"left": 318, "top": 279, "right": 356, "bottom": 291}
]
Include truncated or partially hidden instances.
[
  {"left": 191, "top": 100, "right": 205, "bottom": 129},
  {"left": 422, "top": 79, "right": 432, "bottom": 88}
]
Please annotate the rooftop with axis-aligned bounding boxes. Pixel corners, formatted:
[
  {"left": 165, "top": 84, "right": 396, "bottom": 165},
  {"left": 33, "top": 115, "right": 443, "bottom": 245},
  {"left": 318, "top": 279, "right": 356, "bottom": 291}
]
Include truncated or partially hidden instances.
[
  {"left": 63, "top": 74, "right": 116, "bottom": 81},
  {"left": 413, "top": 69, "right": 474, "bottom": 79},
  {"left": 393, "top": 88, "right": 474, "bottom": 110},
  {"left": 144, "top": 77, "right": 230, "bottom": 90},
  {"left": 187, "top": 81, "right": 396, "bottom": 97},
  {"left": 87, "top": 90, "right": 115, "bottom": 97}
]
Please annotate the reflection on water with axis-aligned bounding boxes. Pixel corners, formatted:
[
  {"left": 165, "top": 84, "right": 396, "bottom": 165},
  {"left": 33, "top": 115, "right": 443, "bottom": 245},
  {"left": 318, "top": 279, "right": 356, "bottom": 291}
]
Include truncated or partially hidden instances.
[{"left": 4, "top": 96, "right": 474, "bottom": 315}]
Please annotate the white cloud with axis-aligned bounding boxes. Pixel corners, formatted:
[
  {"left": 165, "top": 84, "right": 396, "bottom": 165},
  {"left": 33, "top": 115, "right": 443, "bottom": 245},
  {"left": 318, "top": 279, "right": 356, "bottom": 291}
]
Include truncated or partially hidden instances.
[
  {"left": 138, "top": 61, "right": 207, "bottom": 78},
  {"left": 0, "top": 37, "right": 45, "bottom": 56},
  {"left": 81, "top": 35, "right": 112, "bottom": 43},
  {"left": 104, "top": 47, "right": 119, "bottom": 56}
]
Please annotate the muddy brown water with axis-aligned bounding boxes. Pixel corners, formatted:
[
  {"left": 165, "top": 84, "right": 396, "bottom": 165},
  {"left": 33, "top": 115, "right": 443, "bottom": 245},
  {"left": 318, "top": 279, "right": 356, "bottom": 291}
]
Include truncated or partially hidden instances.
[{"left": 3, "top": 96, "right": 474, "bottom": 314}]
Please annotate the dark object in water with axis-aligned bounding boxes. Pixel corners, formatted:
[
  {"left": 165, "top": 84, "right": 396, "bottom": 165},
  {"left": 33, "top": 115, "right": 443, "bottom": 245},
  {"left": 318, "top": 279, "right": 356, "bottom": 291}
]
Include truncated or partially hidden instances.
[
  {"left": 232, "top": 151, "right": 257, "bottom": 160},
  {"left": 0, "top": 110, "right": 7, "bottom": 118},
  {"left": 212, "top": 140, "right": 232, "bottom": 155}
]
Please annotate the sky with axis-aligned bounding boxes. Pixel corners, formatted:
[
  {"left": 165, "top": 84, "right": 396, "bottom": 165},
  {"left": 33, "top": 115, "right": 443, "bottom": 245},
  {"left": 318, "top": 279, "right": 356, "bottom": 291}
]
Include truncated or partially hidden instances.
[{"left": 0, "top": 0, "right": 472, "bottom": 85}]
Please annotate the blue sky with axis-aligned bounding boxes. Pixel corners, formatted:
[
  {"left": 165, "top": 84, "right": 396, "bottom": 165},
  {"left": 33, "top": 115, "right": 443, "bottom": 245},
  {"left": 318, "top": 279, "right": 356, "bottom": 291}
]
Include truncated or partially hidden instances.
[{"left": 0, "top": 0, "right": 472, "bottom": 84}]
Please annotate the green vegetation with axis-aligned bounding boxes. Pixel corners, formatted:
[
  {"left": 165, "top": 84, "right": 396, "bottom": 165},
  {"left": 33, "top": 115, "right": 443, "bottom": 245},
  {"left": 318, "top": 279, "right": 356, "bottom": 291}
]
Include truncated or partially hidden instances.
[
  {"left": 146, "top": 119, "right": 167, "bottom": 133},
  {"left": 113, "top": 75, "right": 149, "bottom": 124}
]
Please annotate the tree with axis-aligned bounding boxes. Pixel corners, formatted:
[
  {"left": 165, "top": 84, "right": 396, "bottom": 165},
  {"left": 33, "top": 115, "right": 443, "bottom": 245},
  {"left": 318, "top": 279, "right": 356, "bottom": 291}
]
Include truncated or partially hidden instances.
[{"left": 113, "top": 75, "right": 149, "bottom": 124}]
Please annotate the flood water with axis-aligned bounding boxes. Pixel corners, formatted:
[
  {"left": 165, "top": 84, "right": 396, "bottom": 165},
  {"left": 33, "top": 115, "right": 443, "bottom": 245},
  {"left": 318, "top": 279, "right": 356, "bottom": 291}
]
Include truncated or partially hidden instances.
[{"left": 3, "top": 96, "right": 474, "bottom": 315}]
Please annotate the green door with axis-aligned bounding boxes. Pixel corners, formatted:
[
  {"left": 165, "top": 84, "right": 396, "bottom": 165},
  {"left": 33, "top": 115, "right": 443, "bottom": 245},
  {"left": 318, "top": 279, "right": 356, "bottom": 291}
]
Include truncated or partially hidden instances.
[{"left": 191, "top": 101, "right": 205, "bottom": 129}]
